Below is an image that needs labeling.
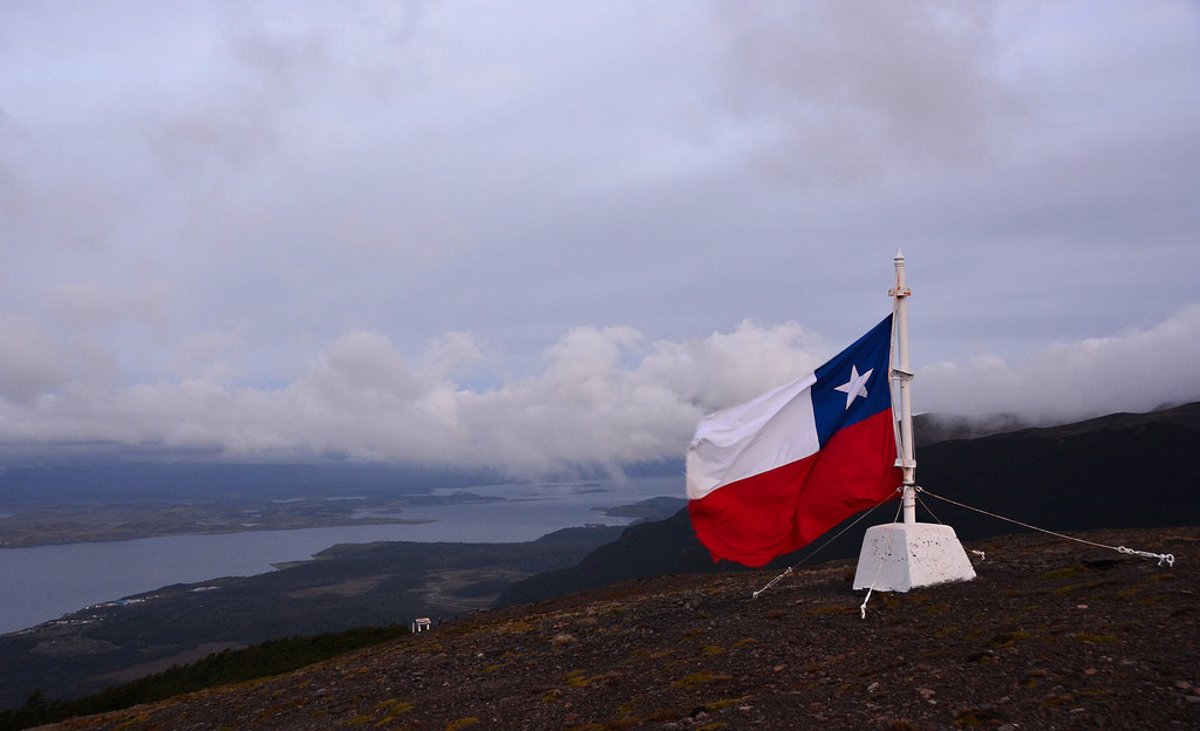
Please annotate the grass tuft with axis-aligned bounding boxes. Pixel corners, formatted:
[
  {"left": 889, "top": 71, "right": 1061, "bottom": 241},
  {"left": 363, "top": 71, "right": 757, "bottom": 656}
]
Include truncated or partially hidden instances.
[
  {"left": 673, "top": 671, "right": 733, "bottom": 687},
  {"left": 1040, "top": 567, "right": 1082, "bottom": 581}
]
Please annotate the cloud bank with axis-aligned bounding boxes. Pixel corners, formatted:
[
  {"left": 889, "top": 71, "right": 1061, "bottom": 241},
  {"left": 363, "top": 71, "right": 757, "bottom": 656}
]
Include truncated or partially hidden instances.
[
  {"left": 917, "top": 304, "right": 1200, "bottom": 422},
  {"left": 2, "top": 306, "right": 1197, "bottom": 474}
]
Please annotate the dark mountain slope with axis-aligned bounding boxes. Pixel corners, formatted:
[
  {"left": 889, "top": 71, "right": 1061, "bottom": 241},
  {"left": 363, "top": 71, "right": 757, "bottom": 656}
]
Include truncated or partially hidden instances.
[
  {"left": 499, "top": 402, "right": 1200, "bottom": 606},
  {"left": 918, "top": 401, "right": 1200, "bottom": 535}
]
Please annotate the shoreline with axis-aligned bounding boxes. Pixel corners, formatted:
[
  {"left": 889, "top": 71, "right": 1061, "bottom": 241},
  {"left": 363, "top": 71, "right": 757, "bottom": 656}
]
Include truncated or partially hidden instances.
[{"left": 0, "top": 494, "right": 683, "bottom": 635}]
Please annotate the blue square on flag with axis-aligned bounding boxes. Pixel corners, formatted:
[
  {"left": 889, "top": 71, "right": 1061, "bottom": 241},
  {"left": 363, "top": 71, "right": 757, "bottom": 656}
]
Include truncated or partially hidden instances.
[{"left": 811, "top": 316, "right": 895, "bottom": 447}]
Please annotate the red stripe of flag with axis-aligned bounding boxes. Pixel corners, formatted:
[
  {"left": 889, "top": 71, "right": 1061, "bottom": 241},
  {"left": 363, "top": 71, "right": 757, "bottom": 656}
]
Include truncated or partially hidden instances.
[{"left": 689, "top": 409, "right": 899, "bottom": 566}]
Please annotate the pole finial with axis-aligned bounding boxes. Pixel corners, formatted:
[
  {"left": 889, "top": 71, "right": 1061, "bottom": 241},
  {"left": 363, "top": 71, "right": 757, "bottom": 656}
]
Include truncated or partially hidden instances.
[{"left": 894, "top": 247, "right": 905, "bottom": 262}]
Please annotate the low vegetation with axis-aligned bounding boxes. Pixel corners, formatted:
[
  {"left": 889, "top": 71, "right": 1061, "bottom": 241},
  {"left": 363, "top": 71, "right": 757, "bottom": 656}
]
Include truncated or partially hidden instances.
[{"left": 0, "top": 625, "right": 409, "bottom": 730}]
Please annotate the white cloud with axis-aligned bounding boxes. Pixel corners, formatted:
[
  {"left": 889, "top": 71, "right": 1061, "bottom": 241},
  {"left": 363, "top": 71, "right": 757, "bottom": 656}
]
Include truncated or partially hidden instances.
[
  {"left": 47, "top": 280, "right": 168, "bottom": 333},
  {"left": 168, "top": 327, "right": 245, "bottom": 383},
  {"left": 713, "top": 0, "right": 1020, "bottom": 183},
  {"left": 919, "top": 304, "right": 1200, "bottom": 421},
  {"left": 0, "top": 314, "right": 68, "bottom": 405},
  {"left": 2, "top": 308, "right": 1197, "bottom": 473}
]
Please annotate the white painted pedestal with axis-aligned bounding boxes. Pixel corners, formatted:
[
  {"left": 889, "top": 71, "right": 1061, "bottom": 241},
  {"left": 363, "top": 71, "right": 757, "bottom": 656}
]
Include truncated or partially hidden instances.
[{"left": 852, "top": 522, "right": 976, "bottom": 593}]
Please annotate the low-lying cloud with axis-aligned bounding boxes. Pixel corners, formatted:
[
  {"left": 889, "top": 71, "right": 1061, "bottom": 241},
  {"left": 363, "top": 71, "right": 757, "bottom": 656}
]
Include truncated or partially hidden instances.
[
  {"left": 917, "top": 304, "right": 1200, "bottom": 422},
  {"left": 2, "top": 305, "right": 1197, "bottom": 475}
]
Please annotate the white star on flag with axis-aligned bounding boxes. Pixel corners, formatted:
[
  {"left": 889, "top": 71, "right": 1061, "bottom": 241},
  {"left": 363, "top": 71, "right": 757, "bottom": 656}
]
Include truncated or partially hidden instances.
[{"left": 834, "top": 365, "right": 873, "bottom": 410}]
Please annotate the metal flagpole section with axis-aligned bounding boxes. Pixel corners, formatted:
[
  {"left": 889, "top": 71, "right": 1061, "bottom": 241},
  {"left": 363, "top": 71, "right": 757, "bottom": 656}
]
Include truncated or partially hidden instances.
[
  {"left": 851, "top": 251, "right": 976, "bottom": 596},
  {"left": 891, "top": 249, "right": 917, "bottom": 525}
]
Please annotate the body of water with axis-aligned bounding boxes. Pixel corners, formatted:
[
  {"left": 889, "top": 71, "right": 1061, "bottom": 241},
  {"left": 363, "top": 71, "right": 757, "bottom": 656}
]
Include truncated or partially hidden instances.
[{"left": 1, "top": 476, "right": 681, "bottom": 635}]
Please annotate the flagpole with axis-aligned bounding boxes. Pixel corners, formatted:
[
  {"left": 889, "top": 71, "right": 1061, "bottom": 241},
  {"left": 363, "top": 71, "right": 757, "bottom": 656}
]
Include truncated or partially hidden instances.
[
  {"left": 852, "top": 250, "right": 975, "bottom": 594},
  {"left": 891, "top": 249, "right": 917, "bottom": 525}
]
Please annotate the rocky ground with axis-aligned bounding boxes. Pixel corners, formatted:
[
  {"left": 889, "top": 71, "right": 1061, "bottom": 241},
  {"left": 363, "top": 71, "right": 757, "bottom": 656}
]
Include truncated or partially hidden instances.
[{"left": 43, "top": 526, "right": 1199, "bottom": 730}]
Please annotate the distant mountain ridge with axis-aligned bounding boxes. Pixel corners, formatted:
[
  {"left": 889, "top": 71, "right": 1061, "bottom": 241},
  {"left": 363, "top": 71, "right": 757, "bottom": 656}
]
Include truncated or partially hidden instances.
[{"left": 497, "top": 401, "right": 1200, "bottom": 606}]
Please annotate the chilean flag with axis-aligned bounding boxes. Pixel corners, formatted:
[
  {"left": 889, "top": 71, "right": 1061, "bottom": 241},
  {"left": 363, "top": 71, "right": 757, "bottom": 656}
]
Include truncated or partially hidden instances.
[{"left": 686, "top": 315, "right": 901, "bottom": 567}]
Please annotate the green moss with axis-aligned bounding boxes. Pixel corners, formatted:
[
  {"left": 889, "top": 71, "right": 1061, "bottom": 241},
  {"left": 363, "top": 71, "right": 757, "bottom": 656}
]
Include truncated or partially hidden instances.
[
  {"left": 617, "top": 701, "right": 639, "bottom": 716},
  {"left": 1053, "top": 580, "right": 1117, "bottom": 596},
  {"left": 375, "top": 698, "right": 413, "bottom": 713},
  {"left": 953, "top": 705, "right": 1007, "bottom": 728},
  {"left": 1040, "top": 567, "right": 1082, "bottom": 581},
  {"left": 373, "top": 699, "right": 414, "bottom": 727},
  {"left": 112, "top": 713, "right": 152, "bottom": 731},
  {"left": 999, "top": 588, "right": 1051, "bottom": 598},
  {"left": 807, "top": 605, "right": 854, "bottom": 616},
  {"left": 1114, "top": 573, "right": 1175, "bottom": 599},
  {"left": 645, "top": 648, "right": 677, "bottom": 661},
  {"left": 498, "top": 621, "right": 535, "bottom": 634},
  {"left": 989, "top": 630, "right": 1032, "bottom": 647},
  {"left": 674, "top": 671, "right": 732, "bottom": 687},
  {"left": 703, "top": 696, "right": 749, "bottom": 712},
  {"left": 1070, "top": 632, "right": 1119, "bottom": 644}
]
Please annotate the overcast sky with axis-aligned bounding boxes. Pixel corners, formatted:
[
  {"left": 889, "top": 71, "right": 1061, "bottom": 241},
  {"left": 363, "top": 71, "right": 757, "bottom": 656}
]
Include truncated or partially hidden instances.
[{"left": 1, "top": 1, "right": 1198, "bottom": 474}]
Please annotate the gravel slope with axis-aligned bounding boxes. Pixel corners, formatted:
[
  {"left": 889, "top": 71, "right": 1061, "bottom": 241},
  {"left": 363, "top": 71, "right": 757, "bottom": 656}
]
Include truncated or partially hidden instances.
[{"left": 45, "top": 526, "right": 1199, "bottom": 730}]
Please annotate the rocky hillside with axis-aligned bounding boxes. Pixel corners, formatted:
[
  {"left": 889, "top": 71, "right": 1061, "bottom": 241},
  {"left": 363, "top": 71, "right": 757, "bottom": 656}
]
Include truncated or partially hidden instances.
[{"left": 46, "top": 526, "right": 1198, "bottom": 730}]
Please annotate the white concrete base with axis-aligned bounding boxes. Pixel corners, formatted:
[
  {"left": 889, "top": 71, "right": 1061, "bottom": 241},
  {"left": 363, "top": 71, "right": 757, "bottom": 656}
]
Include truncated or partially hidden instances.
[{"left": 852, "top": 522, "right": 976, "bottom": 593}]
